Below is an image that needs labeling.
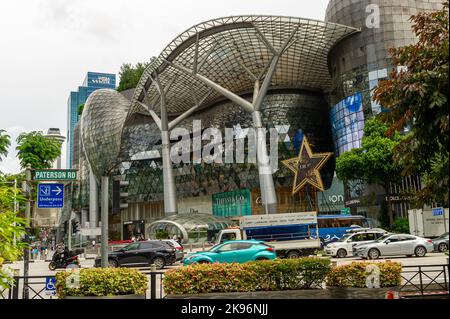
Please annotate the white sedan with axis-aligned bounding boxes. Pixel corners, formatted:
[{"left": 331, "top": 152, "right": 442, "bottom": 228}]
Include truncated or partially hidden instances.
[{"left": 354, "top": 234, "right": 434, "bottom": 259}]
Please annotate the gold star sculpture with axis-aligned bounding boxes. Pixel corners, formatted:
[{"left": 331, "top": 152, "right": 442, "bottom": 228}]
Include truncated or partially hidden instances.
[{"left": 282, "top": 137, "right": 333, "bottom": 195}]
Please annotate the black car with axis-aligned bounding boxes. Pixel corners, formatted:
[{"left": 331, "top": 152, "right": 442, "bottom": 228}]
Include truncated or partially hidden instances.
[{"left": 94, "top": 241, "right": 176, "bottom": 269}]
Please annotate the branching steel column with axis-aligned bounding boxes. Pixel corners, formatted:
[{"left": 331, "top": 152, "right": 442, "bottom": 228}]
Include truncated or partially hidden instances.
[
  {"left": 100, "top": 176, "right": 109, "bottom": 267},
  {"left": 155, "top": 76, "right": 178, "bottom": 216}
]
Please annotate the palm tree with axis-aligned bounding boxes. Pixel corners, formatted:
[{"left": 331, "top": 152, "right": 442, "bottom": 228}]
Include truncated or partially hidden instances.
[{"left": 0, "top": 129, "right": 10, "bottom": 161}]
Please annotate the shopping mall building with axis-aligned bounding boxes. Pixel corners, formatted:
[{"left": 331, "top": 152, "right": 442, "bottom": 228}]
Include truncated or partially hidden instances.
[{"left": 62, "top": 0, "right": 443, "bottom": 242}]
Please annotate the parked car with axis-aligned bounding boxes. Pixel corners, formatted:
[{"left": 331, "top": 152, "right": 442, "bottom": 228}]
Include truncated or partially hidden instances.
[
  {"left": 94, "top": 240, "right": 176, "bottom": 269},
  {"left": 325, "top": 229, "right": 387, "bottom": 258},
  {"left": 159, "top": 239, "right": 184, "bottom": 262},
  {"left": 353, "top": 234, "right": 434, "bottom": 260},
  {"left": 432, "top": 232, "right": 449, "bottom": 252},
  {"left": 183, "top": 240, "right": 276, "bottom": 265}
]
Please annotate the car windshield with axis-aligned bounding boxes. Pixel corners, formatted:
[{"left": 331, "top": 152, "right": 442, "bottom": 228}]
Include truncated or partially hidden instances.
[
  {"left": 338, "top": 234, "right": 351, "bottom": 242},
  {"left": 375, "top": 234, "right": 391, "bottom": 242},
  {"left": 438, "top": 232, "right": 449, "bottom": 239}
]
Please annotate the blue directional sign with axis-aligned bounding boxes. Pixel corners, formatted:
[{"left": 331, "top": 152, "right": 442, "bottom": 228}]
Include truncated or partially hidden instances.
[
  {"left": 432, "top": 207, "right": 444, "bottom": 216},
  {"left": 45, "top": 276, "right": 56, "bottom": 295},
  {"left": 37, "top": 183, "right": 64, "bottom": 208}
]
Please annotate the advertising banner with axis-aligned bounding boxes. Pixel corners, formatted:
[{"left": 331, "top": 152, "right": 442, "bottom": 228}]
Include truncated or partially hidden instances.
[
  {"left": 212, "top": 189, "right": 252, "bottom": 217},
  {"left": 240, "top": 212, "right": 318, "bottom": 228}
]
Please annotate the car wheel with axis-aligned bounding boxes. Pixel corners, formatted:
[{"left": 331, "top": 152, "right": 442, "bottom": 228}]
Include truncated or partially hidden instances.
[
  {"left": 287, "top": 251, "right": 300, "bottom": 259},
  {"left": 108, "top": 259, "right": 118, "bottom": 268},
  {"left": 152, "top": 257, "right": 165, "bottom": 269},
  {"left": 414, "top": 246, "right": 427, "bottom": 257},
  {"left": 198, "top": 260, "right": 210, "bottom": 264},
  {"left": 438, "top": 243, "right": 448, "bottom": 253},
  {"left": 48, "top": 262, "right": 57, "bottom": 271},
  {"left": 337, "top": 249, "right": 347, "bottom": 258},
  {"left": 368, "top": 248, "right": 380, "bottom": 260}
]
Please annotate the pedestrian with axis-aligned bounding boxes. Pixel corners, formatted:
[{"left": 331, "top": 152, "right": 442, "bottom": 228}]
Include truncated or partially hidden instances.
[{"left": 172, "top": 234, "right": 178, "bottom": 241}]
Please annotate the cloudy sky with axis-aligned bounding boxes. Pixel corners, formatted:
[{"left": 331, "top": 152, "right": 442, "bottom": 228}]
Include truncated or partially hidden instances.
[{"left": 0, "top": 0, "right": 329, "bottom": 174}]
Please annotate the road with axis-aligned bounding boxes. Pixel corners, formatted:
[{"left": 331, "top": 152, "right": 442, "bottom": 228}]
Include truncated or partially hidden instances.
[{"left": 2, "top": 252, "right": 448, "bottom": 299}]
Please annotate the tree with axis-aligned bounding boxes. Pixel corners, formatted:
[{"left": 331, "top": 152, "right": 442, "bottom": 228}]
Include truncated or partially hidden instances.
[
  {"left": 335, "top": 118, "right": 406, "bottom": 226},
  {"left": 77, "top": 103, "right": 85, "bottom": 116},
  {"left": 373, "top": 1, "right": 449, "bottom": 206},
  {"left": 117, "top": 61, "right": 152, "bottom": 92},
  {"left": 0, "top": 182, "right": 27, "bottom": 289},
  {"left": 0, "top": 129, "right": 10, "bottom": 162},
  {"left": 16, "top": 131, "right": 62, "bottom": 169}
]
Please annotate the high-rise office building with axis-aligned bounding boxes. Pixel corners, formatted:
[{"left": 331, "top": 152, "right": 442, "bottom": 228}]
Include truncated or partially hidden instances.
[{"left": 66, "top": 72, "right": 116, "bottom": 168}]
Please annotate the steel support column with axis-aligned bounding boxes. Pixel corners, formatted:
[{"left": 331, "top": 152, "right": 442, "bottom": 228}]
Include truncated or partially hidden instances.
[
  {"left": 158, "top": 77, "right": 178, "bottom": 216},
  {"left": 253, "top": 110, "right": 277, "bottom": 214},
  {"left": 89, "top": 166, "right": 98, "bottom": 229},
  {"left": 100, "top": 176, "right": 109, "bottom": 268},
  {"left": 161, "top": 130, "right": 177, "bottom": 215}
]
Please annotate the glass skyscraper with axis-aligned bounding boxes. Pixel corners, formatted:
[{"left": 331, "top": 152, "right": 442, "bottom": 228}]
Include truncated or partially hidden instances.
[{"left": 66, "top": 72, "right": 116, "bottom": 168}]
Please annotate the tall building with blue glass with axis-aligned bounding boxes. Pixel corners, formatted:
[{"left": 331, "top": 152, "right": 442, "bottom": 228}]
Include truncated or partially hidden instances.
[{"left": 66, "top": 72, "right": 116, "bottom": 168}]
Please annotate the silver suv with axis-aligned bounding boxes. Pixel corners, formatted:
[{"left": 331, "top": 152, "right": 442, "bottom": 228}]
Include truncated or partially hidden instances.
[{"left": 325, "top": 229, "right": 387, "bottom": 258}]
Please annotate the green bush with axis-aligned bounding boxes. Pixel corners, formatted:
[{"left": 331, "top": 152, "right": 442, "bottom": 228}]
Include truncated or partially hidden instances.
[
  {"left": 326, "top": 261, "right": 402, "bottom": 288},
  {"left": 163, "top": 257, "right": 331, "bottom": 295},
  {"left": 390, "top": 218, "right": 409, "bottom": 234},
  {"left": 55, "top": 268, "right": 148, "bottom": 298},
  {"left": 155, "top": 230, "right": 169, "bottom": 240}
]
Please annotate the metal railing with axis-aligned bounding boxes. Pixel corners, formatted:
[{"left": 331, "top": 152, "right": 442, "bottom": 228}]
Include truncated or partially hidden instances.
[
  {"left": 1, "top": 276, "right": 56, "bottom": 299},
  {"left": 1, "top": 271, "right": 166, "bottom": 299},
  {"left": 399, "top": 264, "right": 449, "bottom": 297}
]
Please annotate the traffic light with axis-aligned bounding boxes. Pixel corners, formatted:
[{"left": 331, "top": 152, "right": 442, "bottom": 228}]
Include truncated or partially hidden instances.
[
  {"left": 112, "top": 178, "right": 129, "bottom": 214},
  {"left": 72, "top": 220, "right": 80, "bottom": 234}
]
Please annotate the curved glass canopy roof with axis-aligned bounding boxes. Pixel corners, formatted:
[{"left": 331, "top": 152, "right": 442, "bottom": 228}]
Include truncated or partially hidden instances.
[
  {"left": 147, "top": 213, "right": 236, "bottom": 243},
  {"left": 81, "top": 15, "right": 358, "bottom": 180},
  {"left": 128, "top": 15, "right": 359, "bottom": 118}
]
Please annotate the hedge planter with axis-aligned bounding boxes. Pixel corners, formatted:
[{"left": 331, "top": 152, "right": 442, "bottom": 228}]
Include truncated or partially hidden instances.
[
  {"left": 165, "top": 287, "right": 398, "bottom": 299},
  {"left": 55, "top": 268, "right": 148, "bottom": 299},
  {"left": 164, "top": 258, "right": 331, "bottom": 295},
  {"left": 65, "top": 294, "right": 146, "bottom": 299},
  {"left": 326, "top": 261, "right": 402, "bottom": 289}
]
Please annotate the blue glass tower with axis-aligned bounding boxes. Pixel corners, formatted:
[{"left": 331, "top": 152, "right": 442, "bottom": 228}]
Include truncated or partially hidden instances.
[{"left": 66, "top": 72, "right": 116, "bottom": 168}]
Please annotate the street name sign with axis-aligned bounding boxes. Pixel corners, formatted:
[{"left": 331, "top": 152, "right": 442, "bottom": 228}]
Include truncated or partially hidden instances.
[
  {"left": 341, "top": 207, "right": 350, "bottom": 215},
  {"left": 33, "top": 169, "right": 77, "bottom": 181},
  {"left": 37, "top": 183, "right": 64, "bottom": 208}
]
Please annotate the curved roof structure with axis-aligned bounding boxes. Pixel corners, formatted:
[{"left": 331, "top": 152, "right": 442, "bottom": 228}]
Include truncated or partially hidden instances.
[
  {"left": 128, "top": 15, "right": 359, "bottom": 119},
  {"left": 81, "top": 89, "right": 130, "bottom": 178},
  {"left": 82, "top": 16, "right": 358, "bottom": 180}
]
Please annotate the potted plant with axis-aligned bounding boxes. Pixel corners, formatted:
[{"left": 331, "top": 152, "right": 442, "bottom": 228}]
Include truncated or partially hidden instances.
[{"left": 55, "top": 267, "right": 148, "bottom": 299}]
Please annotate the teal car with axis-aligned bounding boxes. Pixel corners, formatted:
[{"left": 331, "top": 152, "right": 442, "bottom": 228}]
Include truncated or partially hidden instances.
[{"left": 183, "top": 240, "right": 276, "bottom": 265}]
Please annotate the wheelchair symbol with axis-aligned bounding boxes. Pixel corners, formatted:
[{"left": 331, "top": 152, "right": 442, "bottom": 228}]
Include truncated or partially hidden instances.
[{"left": 46, "top": 278, "right": 56, "bottom": 290}]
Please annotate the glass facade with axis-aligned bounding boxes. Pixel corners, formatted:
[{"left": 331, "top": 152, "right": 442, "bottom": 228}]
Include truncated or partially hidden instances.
[{"left": 330, "top": 92, "right": 365, "bottom": 156}]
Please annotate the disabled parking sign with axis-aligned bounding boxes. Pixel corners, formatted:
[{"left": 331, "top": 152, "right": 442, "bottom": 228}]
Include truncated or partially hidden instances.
[{"left": 45, "top": 276, "right": 56, "bottom": 295}]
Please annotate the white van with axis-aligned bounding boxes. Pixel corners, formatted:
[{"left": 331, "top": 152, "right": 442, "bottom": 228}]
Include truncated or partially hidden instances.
[{"left": 325, "top": 229, "right": 387, "bottom": 258}]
